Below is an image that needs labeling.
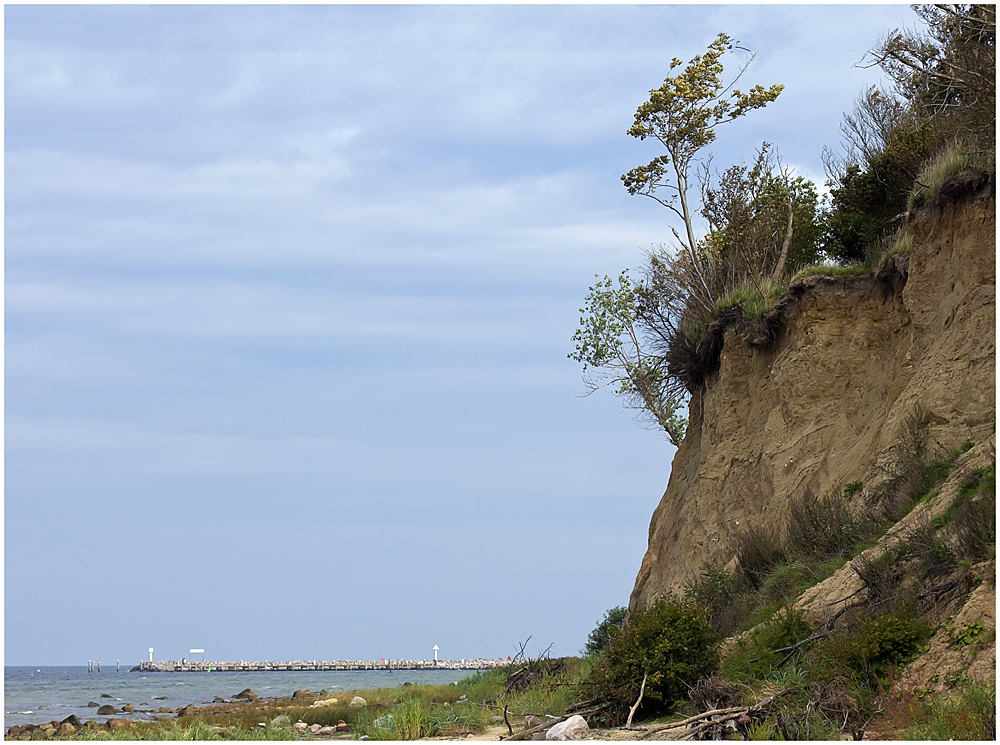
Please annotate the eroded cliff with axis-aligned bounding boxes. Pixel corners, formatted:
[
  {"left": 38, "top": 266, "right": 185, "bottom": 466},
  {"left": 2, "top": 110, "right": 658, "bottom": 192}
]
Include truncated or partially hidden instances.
[{"left": 630, "top": 179, "right": 995, "bottom": 612}]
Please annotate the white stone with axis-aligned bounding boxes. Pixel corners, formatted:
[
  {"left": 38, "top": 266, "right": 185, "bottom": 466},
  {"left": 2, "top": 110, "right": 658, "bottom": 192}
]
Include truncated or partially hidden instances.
[
  {"left": 309, "top": 723, "right": 322, "bottom": 734},
  {"left": 349, "top": 696, "right": 367, "bottom": 708},
  {"left": 545, "top": 715, "right": 589, "bottom": 741}
]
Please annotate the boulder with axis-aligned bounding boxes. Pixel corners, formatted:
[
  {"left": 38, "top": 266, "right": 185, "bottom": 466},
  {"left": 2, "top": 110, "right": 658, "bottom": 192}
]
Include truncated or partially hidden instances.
[
  {"left": 100, "top": 694, "right": 113, "bottom": 699},
  {"left": 6, "top": 727, "right": 24, "bottom": 738},
  {"left": 292, "top": 689, "right": 314, "bottom": 699},
  {"left": 309, "top": 723, "right": 322, "bottom": 734},
  {"left": 348, "top": 696, "right": 367, "bottom": 708},
  {"left": 87, "top": 701, "right": 100, "bottom": 707},
  {"left": 233, "top": 688, "right": 257, "bottom": 700},
  {"left": 106, "top": 719, "right": 131, "bottom": 730},
  {"left": 156, "top": 707, "right": 174, "bottom": 713},
  {"left": 319, "top": 726, "right": 337, "bottom": 734},
  {"left": 546, "top": 715, "right": 589, "bottom": 741},
  {"left": 60, "top": 715, "right": 82, "bottom": 727},
  {"left": 57, "top": 724, "right": 76, "bottom": 737},
  {"left": 96, "top": 705, "right": 117, "bottom": 715},
  {"left": 271, "top": 715, "right": 291, "bottom": 727},
  {"left": 213, "top": 696, "right": 226, "bottom": 703},
  {"left": 121, "top": 703, "right": 134, "bottom": 713}
]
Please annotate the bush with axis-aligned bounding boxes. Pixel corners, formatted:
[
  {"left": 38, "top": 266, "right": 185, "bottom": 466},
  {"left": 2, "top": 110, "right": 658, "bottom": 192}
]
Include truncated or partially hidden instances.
[
  {"left": 583, "top": 605, "right": 628, "bottom": 656},
  {"left": 735, "top": 523, "right": 787, "bottom": 590},
  {"left": 815, "top": 614, "right": 929, "bottom": 686},
  {"left": 684, "top": 565, "right": 748, "bottom": 636},
  {"left": 587, "top": 596, "right": 719, "bottom": 722},
  {"left": 786, "top": 491, "right": 862, "bottom": 562}
]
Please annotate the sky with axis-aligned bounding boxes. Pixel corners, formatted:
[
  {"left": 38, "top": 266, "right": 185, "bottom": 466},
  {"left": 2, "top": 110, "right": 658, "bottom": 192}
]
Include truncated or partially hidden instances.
[{"left": 4, "top": 3, "right": 914, "bottom": 667}]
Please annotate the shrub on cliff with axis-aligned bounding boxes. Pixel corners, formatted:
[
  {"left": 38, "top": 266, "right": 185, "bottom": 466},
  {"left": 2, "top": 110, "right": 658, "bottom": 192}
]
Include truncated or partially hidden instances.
[{"left": 586, "top": 597, "right": 718, "bottom": 723}]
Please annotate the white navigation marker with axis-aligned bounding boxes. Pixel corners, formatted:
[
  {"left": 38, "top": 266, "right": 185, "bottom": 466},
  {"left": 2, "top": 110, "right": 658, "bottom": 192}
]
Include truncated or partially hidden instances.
[
  {"left": 149, "top": 648, "right": 154, "bottom": 663},
  {"left": 433, "top": 645, "right": 439, "bottom": 664}
]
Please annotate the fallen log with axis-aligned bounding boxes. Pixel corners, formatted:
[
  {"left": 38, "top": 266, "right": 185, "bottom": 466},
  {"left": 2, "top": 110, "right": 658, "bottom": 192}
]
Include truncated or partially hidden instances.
[{"left": 639, "top": 688, "right": 792, "bottom": 740}]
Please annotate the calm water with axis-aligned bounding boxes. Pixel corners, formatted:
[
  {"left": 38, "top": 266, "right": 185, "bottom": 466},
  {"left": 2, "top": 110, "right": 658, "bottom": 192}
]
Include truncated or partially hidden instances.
[{"left": 4, "top": 666, "right": 478, "bottom": 728}]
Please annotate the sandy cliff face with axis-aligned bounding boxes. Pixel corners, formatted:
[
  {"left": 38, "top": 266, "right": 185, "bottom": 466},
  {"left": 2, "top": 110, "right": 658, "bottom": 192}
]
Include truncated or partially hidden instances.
[{"left": 629, "top": 183, "right": 995, "bottom": 613}]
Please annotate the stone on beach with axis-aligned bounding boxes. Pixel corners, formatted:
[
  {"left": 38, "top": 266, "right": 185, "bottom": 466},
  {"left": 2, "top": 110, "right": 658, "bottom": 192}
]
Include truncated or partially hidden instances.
[
  {"left": 56, "top": 724, "right": 76, "bottom": 736},
  {"left": 310, "top": 696, "right": 339, "bottom": 707},
  {"left": 545, "top": 715, "right": 589, "bottom": 741},
  {"left": 292, "top": 689, "right": 314, "bottom": 699},
  {"left": 106, "top": 719, "right": 131, "bottom": 730},
  {"left": 348, "top": 696, "right": 367, "bottom": 708},
  {"left": 121, "top": 703, "right": 134, "bottom": 713}
]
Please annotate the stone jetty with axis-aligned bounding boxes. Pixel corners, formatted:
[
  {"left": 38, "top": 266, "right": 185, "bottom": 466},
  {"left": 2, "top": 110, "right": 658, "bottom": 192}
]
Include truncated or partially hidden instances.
[{"left": 130, "top": 658, "right": 507, "bottom": 673}]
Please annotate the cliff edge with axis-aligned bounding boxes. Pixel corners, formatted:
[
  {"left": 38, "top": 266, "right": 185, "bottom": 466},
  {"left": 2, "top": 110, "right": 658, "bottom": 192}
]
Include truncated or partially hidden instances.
[{"left": 630, "top": 178, "right": 995, "bottom": 612}]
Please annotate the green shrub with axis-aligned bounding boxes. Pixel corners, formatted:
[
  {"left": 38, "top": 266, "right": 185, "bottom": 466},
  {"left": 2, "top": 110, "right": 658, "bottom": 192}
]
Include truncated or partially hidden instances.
[
  {"left": 583, "top": 605, "right": 628, "bottom": 656},
  {"left": 587, "top": 596, "right": 719, "bottom": 722},
  {"left": 815, "top": 614, "right": 929, "bottom": 686}
]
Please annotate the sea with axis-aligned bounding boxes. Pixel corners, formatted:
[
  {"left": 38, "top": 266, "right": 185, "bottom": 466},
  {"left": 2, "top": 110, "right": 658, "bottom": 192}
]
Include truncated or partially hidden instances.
[{"left": 4, "top": 666, "right": 480, "bottom": 728}]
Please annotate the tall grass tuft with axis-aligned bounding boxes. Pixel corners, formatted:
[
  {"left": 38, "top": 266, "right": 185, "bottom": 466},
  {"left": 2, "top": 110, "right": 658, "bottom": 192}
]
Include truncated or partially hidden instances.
[{"left": 907, "top": 139, "right": 990, "bottom": 212}]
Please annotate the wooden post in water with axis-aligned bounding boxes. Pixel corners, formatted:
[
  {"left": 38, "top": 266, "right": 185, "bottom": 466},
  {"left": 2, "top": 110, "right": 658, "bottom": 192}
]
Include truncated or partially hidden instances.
[
  {"left": 97, "top": 659, "right": 101, "bottom": 673},
  {"left": 116, "top": 660, "right": 120, "bottom": 672}
]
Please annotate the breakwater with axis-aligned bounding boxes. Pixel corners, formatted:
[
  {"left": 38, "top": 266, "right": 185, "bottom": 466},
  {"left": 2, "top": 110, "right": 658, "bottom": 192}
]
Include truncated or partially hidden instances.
[{"left": 130, "top": 658, "right": 507, "bottom": 673}]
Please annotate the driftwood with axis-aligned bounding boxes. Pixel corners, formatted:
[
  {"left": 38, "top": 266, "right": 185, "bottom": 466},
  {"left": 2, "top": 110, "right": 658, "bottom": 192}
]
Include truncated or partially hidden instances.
[
  {"left": 624, "top": 671, "right": 649, "bottom": 730},
  {"left": 639, "top": 688, "right": 792, "bottom": 740},
  {"left": 501, "top": 708, "right": 604, "bottom": 741}
]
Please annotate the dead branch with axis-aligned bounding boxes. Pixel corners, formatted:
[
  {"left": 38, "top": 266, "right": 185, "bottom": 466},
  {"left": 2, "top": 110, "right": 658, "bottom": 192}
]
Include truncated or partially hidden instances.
[
  {"left": 640, "top": 688, "right": 792, "bottom": 739},
  {"left": 624, "top": 671, "right": 648, "bottom": 730}
]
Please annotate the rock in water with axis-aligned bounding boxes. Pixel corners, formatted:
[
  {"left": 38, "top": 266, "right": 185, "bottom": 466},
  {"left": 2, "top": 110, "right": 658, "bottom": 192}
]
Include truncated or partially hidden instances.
[
  {"left": 348, "top": 696, "right": 367, "bottom": 708},
  {"left": 233, "top": 688, "right": 257, "bottom": 700},
  {"left": 96, "top": 705, "right": 116, "bottom": 716},
  {"left": 121, "top": 704, "right": 134, "bottom": 713},
  {"left": 87, "top": 702, "right": 99, "bottom": 708},
  {"left": 546, "top": 715, "right": 589, "bottom": 741}
]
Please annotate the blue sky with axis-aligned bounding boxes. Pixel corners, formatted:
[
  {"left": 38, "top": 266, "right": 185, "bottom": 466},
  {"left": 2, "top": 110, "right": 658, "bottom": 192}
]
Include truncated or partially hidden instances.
[{"left": 4, "top": 3, "right": 913, "bottom": 667}]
